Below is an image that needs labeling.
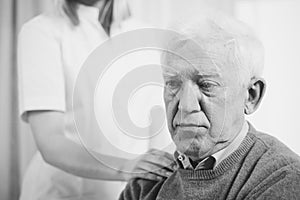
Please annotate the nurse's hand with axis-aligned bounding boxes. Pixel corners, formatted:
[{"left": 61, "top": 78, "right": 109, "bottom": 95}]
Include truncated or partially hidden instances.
[{"left": 121, "top": 149, "right": 177, "bottom": 181}]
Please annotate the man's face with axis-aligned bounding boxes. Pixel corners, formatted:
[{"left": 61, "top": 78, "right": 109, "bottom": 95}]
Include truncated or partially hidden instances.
[{"left": 162, "top": 39, "right": 247, "bottom": 161}]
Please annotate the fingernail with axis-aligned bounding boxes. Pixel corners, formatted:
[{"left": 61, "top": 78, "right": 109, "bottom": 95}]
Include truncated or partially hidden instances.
[{"left": 166, "top": 172, "right": 173, "bottom": 176}]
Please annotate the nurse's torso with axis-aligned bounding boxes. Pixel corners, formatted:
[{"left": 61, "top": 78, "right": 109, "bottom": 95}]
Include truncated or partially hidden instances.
[{"left": 20, "top": 5, "right": 132, "bottom": 200}]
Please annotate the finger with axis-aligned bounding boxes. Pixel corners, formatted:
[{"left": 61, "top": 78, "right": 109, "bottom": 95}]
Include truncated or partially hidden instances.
[
  {"left": 134, "top": 160, "right": 175, "bottom": 178},
  {"left": 147, "top": 149, "right": 175, "bottom": 161},
  {"left": 151, "top": 168, "right": 173, "bottom": 177},
  {"left": 143, "top": 150, "right": 175, "bottom": 164},
  {"left": 139, "top": 154, "right": 176, "bottom": 171},
  {"left": 135, "top": 165, "right": 171, "bottom": 176},
  {"left": 136, "top": 160, "right": 173, "bottom": 174},
  {"left": 147, "top": 151, "right": 176, "bottom": 167},
  {"left": 132, "top": 172, "right": 165, "bottom": 181}
]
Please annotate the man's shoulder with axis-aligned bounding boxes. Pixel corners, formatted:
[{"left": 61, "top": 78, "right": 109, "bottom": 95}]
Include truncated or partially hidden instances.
[
  {"left": 249, "top": 126, "right": 300, "bottom": 168},
  {"left": 119, "top": 178, "right": 165, "bottom": 200},
  {"left": 223, "top": 124, "right": 300, "bottom": 199},
  {"left": 243, "top": 125, "right": 300, "bottom": 196}
]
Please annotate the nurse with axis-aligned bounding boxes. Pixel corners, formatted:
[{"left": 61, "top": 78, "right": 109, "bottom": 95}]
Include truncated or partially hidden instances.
[{"left": 18, "top": 0, "right": 174, "bottom": 199}]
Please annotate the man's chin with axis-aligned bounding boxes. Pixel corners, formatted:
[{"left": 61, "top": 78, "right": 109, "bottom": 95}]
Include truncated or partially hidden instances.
[{"left": 176, "top": 140, "right": 213, "bottom": 160}]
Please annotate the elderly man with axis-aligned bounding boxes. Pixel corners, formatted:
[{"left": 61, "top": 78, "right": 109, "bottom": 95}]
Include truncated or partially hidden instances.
[{"left": 119, "top": 15, "right": 300, "bottom": 200}]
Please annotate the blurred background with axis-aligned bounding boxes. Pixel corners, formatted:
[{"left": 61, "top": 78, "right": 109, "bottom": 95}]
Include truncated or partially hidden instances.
[{"left": 1, "top": 0, "right": 300, "bottom": 199}]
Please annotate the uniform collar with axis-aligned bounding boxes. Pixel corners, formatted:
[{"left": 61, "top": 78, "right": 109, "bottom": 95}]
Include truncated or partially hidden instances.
[{"left": 77, "top": 4, "right": 100, "bottom": 21}]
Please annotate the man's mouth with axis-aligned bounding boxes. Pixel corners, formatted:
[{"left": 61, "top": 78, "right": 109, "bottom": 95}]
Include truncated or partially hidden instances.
[
  {"left": 175, "top": 124, "right": 208, "bottom": 134},
  {"left": 176, "top": 123, "right": 201, "bottom": 127},
  {"left": 175, "top": 122, "right": 208, "bottom": 128}
]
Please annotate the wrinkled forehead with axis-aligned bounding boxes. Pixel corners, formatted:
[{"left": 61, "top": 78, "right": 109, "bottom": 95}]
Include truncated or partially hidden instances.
[{"left": 161, "top": 36, "right": 237, "bottom": 78}]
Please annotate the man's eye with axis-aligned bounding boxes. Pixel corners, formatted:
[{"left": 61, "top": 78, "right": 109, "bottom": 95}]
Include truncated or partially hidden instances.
[
  {"left": 198, "top": 81, "right": 218, "bottom": 91},
  {"left": 165, "top": 80, "right": 181, "bottom": 90}
]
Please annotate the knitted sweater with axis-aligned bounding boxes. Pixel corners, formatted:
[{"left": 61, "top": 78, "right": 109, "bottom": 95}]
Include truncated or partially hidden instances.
[{"left": 119, "top": 124, "right": 300, "bottom": 200}]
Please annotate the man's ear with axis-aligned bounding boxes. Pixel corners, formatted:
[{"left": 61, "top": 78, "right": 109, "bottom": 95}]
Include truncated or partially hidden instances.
[{"left": 244, "top": 77, "right": 266, "bottom": 115}]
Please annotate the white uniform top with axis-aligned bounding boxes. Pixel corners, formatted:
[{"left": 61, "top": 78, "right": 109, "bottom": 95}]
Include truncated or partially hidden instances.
[{"left": 18, "top": 4, "right": 154, "bottom": 200}]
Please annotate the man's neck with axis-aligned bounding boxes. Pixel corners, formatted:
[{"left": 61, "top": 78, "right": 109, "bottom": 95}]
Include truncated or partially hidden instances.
[{"left": 175, "top": 121, "right": 249, "bottom": 170}]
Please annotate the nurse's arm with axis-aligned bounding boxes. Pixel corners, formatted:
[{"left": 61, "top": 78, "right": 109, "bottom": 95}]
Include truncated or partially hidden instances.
[{"left": 27, "top": 110, "right": 175, "bottom": 181}]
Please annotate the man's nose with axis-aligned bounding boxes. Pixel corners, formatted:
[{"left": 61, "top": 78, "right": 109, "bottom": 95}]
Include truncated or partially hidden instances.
[{"left": 178, "top": 81, "right": 201, "bottom": 113}]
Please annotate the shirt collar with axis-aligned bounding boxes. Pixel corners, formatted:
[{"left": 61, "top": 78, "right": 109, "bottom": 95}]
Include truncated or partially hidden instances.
[{"left": 174, "top": 121, "right": 249, "bottom": 170}]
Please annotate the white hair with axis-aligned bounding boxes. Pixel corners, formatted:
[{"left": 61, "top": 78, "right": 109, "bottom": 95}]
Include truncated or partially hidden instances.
[{"left": 161, "top": 12, "right": 264, "bottom": 85}]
